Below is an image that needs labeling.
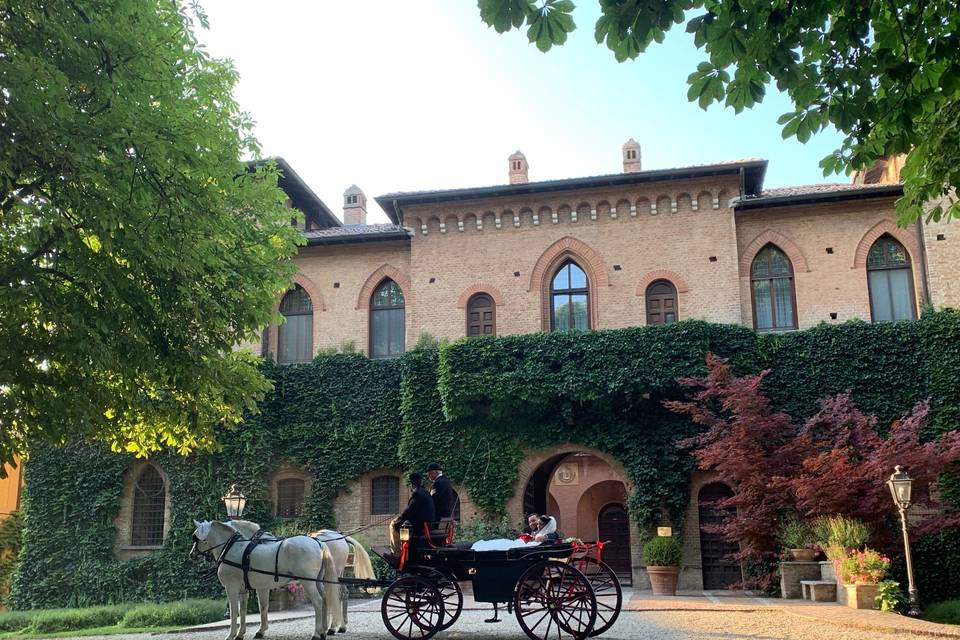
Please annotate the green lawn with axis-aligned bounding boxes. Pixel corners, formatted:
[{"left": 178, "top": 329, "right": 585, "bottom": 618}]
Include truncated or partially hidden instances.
[
  {"left": 924, "top": 600, "right": 960, "bottom": 625},
  {"left": 0, "top": 625, "right": 179, "bottom": 639}
]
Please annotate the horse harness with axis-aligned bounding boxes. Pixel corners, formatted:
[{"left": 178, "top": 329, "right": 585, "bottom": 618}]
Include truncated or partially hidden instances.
[{"left": 210, "top": 531, "right": 338, "bottom": 591}]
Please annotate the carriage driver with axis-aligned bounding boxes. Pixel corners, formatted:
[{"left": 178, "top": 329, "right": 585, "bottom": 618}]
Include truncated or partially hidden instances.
[
  {"left": 426, "top": 462, "right": 454, "bottom": 521},
  {"left": 389, "top": 472, "right": 436, "bottom": 555}
]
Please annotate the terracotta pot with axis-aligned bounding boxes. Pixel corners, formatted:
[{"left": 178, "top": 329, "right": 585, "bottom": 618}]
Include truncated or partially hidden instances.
[
  {"left": 647, "top": 565, "right": 681, "bottom": 596},
  {"left": 790, "top": 548, "right": 818, "bottom": 562}
]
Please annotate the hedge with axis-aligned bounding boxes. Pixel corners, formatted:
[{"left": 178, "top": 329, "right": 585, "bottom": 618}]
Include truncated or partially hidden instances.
[{"left": 9, "top": 311, "right": 960, "bottom": 608}]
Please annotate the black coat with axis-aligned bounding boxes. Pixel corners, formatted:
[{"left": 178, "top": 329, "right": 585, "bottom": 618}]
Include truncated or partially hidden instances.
[
  {"left": 431, "top": 474, "right": 454, "bottom": 520},
  {"left": 399, "top": 486, "right": 436, "bottom": 529}
]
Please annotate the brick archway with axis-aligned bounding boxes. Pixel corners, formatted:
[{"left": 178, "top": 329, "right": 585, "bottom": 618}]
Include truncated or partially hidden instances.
[
  {"left": 455, "top": 283, "right": 506, "bottom": 309},
  {"left": 356, "top": 264, "right": 412, "bottom": 310},
  {"left": 529, "top": 237, "right": 609, "bottom": 330},
  {"left": 852, "top": 219, "right": 921, "bottom": 269},
  {"left": 275, "top": 272, "right": 325, "bottom": 312},
  {"left": 636, "top": 269, "right": 690, "bottom": 295},
  {"left": 739, "top": 229, "right": 809, "bottom": 277}
]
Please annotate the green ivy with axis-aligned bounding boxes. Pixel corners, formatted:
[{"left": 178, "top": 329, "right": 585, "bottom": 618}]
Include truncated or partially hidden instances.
[{"left": 10, "top": 312, "right": 960, "bottom": 608}]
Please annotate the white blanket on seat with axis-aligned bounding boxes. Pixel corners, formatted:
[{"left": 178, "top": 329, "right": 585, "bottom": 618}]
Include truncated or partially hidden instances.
[{"left": 470, "top": 539, "right": 541, "bottom": 551}]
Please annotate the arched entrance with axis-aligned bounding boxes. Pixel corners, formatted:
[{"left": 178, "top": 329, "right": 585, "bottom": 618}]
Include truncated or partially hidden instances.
[
  {"left": 520, "top": 450, "right": 634, "bottom": 585},
  {"left": 597, "top": 503, "right": 632, "bottom": 581},
  {"left": 698, "top": 482, "right": 742, "bottom": 590}
]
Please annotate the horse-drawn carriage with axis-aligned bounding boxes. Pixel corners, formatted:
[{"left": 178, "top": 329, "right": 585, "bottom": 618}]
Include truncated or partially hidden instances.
[
  {"left": 350, "top": 522, "right": 623, "bottom": 640},
  {"left": 192, "top": 518, "right": 622, "bottom": 640}
]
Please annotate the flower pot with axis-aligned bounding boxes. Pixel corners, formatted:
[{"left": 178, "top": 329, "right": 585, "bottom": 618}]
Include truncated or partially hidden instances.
[
  {"left": 844, "top": 583, "right": 879, "bottom": 609},
  {"left": 790, "top": 548, "right": 817, "bottom": 562},
  {"left": 647, "top": 565, "right": 681, "bottom": 596}
]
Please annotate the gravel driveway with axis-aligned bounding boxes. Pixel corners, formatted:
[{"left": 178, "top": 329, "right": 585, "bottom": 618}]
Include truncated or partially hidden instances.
[{"left": 72, "top": 599, "right": 927, "bottom": 640}]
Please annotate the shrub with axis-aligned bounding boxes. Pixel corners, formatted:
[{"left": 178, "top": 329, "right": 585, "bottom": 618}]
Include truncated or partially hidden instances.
[
  {"left": 119, "top": 599, "right": 225, "bottom": 628},
  {"left": 891, "top": 527, "right": 960, "bottom": 604},
  {"left": 778, "top": 517, "right": 814, "bottom": 550},
  {"left": 924, "top": 600, "right": 960, "bottom": 625},
  {"left": 642, "top": 537, "right": 682, "bottom": 566},
  {"left": 30, "top": 604, "right": 130, "bottom": 633},
  {"left": 839, "top": 548, "right": 890, "bottom": 584},
  {"left": 813, "top": 516, "right": 871, "bottom": 562},
  {"left": 0, "top": 609, "right": 36, "bottom": 633},
  {"left": 876, "top": 580, "right": 906, "bottom": 613}
]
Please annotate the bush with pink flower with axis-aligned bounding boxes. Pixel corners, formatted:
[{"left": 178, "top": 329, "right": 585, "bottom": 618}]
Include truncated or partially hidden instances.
[{"left": 840, "top": 548, "right": 891, "bottom": 584}]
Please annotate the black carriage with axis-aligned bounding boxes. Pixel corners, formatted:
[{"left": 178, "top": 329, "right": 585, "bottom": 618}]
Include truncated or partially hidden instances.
[{"left": 353, "top": 523, "right": 622, "bottom": 640}]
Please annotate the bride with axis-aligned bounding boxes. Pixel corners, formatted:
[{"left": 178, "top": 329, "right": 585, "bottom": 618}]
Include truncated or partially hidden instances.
[{"left": 470, "top": 514, "right": 558, "bottom": 551}]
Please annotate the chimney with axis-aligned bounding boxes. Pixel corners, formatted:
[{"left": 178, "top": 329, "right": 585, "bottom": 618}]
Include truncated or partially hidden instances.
[
  {"left": 509, "top": 151, "right": 529, "bottom": 184},
  {"left": 622, "top": 138, "right": 641, "bottom": 173},
  {"left": 343, "top": 184, "right": 367, "bottom": 225}
]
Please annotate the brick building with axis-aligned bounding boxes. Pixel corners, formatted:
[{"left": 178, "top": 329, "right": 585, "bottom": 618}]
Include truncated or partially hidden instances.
[{"left": 249, "top": 143, "right": 959, "bottom": 589}]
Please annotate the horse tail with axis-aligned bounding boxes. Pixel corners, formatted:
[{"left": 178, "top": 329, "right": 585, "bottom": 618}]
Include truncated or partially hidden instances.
[
  {"left": 320, "top": 542, "right": 341, "bottom": 628},
  {"left": 345, "top": 536, "right": 376, "bottom": 580}
]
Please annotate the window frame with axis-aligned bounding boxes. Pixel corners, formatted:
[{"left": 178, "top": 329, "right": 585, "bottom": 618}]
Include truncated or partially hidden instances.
[
  {"left": 466, "top": 293, "right": 497, "bottom": 337},
  {"left": 277, "top": 285, "right": 314, "bottom": 364},
  {"left": 750, "top": 244, "right": 798, "bottom": 331},
  {"left": 867, "top": 235, "right": 917, "bottom": 323},
  {"left": 130, "top": 464, "right": 166, "bottom": 548},
  {"left": 645, "top": 279, "right": 679, "bottom": 325},
  {"left": 275, "top": 477, "right": 306, "bottom": 519},
  {"left": 549, "top": 259, "right": 591, "bottom": 331},
  {"left": 369, "top": 279, "right": 405, "bottom": 359},
  {"left": 370, "top": 475, "right": 401, "bottom": 515}
]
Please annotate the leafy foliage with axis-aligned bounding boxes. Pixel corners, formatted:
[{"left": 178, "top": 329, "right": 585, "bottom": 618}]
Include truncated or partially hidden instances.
[
  {"left": 0, "top": 0, "right": 302, "bottom": 467},
  {"left": 0, "top": 512, "right": 23, "bottom": 605},
  {"left": 476, "top": 0, "right": 960, "bottom": 223},
  {"left": 11, "top": 312, "right": 960, "bottom": 608},
  {"left": 641, "top": 536, "right": 682, "bottom": 566},
  {"left": 666, "top": 353, "right": 960, "bottom": 586},
  {"left": 923, "top": 597, "right": 960, "bottom": 625},
  {"left": 876, "top": 579, "right": 906, "bottom": 613}
]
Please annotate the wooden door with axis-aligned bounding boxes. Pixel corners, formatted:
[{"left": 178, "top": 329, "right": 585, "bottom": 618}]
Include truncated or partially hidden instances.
[
  {"left": 698, "top": 483, "right": 741, "bottom": 590},
  {"left": 597, "top": 504, "right": 632, "bottom": 585},
  {"left": 467, "top": 294, "right": 496, "bottom": 336}
]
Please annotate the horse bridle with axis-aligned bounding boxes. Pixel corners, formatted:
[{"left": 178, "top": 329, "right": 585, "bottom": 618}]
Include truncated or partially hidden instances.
[{"left": 191, "top": 532, "right": 239, "bottom": 563}]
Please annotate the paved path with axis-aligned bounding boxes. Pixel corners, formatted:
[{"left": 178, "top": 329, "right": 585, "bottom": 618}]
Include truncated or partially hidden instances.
[{"left": 70, "top": 590, "right": 959, "bottom": 640}]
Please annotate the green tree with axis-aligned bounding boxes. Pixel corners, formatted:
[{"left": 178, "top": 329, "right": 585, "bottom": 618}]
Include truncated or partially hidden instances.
[
  {"left": 477, "top": 0, "right": 960, "bottom": 223},
  {"left": 0, "top": 0, "right": 302, "bottom": 469}
]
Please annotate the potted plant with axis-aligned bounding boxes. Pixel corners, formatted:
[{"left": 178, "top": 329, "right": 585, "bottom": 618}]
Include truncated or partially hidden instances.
[
  {"left": 779, "top": 517, "right": 817, "bottom": 562},
  {"left": 839, "top": 548, "right": 890, "bottom": 609},
  {"left": 643, "top": 536, "right": 682, "bottom": 596}
]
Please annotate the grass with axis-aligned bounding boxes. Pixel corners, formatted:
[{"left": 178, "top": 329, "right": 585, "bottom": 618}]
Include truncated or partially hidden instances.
[
  {"left": 0, "top": 599, "right": 225, "bottom": 638},
  {"left": 924, "top": 600, "right": 960, "bottom": 625}
]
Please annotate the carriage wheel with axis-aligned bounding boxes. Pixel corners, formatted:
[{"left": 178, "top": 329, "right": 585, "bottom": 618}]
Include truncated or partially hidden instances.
[
  {"left": 577, "top": 557, "right": 622, "bottom": 636},
  {"left": 514, "top": 560, "right": 597, "bottom": 640},
  {"left": 381, "top": 576, "right": 445, "bottom": 640},
  {"left": 405, "top": 566, "right": 463, "bottom": 630}
]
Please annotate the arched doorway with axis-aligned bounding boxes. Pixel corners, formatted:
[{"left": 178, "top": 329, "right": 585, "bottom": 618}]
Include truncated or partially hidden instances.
[
  {"left": 698, "top": 482, "right": 741, "bottom": 590},
  {"left": 598, "top": 503, "right": 632, "bottom": 582},
  {"left": 521, "top": 451, "right": 633, "bottom": 585}
]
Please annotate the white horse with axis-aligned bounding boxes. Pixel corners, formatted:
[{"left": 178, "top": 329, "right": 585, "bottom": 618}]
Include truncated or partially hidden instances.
[
  {"left": 191, "top": 520, "right": 339, "bottom": 640},
  {"left": 227, "top": 520, "right": 375, "bottom": 635}
]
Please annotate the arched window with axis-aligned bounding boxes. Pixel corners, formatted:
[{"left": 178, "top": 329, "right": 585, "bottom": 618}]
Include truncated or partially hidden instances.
[
  {"left": 278, "top": 285, "right": 313, "bottom": 363},
  {"left": 751, "top": 245, "right": 797, "bottom": 330},
  {"left": 370, "top": 280, "right": 405, "bottom": 358},
  {"left": 868, "top": 236, "right": 916, "bottom": 322},
  {"left": 131, "top": 465, "right": 166, "bottom": 546},
  {"left": 550, "top": 260, "right": 590, "bottom": 331},
  {"left": 645, "top": 280, "right": 678, "bottom": 325},
  {"left": 276, "top": 478, "right": 306, "bottom": 518},
  {"left": 466, "top": 294, "right": 496, "bottom": 337},
  {"left": 371, "top": 475, "right": 400, "bottom": 515}
]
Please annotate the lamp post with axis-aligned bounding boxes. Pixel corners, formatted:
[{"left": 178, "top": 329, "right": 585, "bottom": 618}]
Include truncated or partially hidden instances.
[
  {"left": 222, "top": 484, "right": 246, "bottom": 520},
  {"left": 887, "top": 466, "right": 921, "bottom": 617}
]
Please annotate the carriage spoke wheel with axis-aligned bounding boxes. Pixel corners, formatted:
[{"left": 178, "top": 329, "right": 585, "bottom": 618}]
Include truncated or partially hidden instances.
[
  {"left": 577, "top": 557, "right": 622, "bottom": 636},
  {"left": 406, "top": 566, "right": 463, "bottom": 631},
  {"left": 381, "top": 576, "right": 445, "bottom": 640},
  {"left": 514, "top": 560, "right": 597, "bottom": 640}
]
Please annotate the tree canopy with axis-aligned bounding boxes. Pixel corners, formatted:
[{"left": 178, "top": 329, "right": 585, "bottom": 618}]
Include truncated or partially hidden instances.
[
  {"left": 0, "top": 0, "right": 302, "bottom": 470},
  {"left": 477, "top": 0, "right": 960, "bottom": 223}
]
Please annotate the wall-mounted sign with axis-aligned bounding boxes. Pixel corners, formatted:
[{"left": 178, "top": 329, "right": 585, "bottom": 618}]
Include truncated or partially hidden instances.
[
  {"left": 554, "top": 463, "right": 579, "bottom": 485},
  {"left": 657, "top": 526, "right": 673, "bottom": 537}
]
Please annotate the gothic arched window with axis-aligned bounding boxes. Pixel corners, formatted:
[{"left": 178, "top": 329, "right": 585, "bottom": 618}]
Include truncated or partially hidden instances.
[
  {"left": 550, "top": 260, "right": 590, "bottom": 331},
  {"left": 278, "top": 285, "right": 313, "bottom": 363},
  {"left": 750, "top": 245, "right": 797, "bottom": 330},
  {"left": 370, "top": 280, "right": 405, "bottom": 358},
  {"left": 867, "top": 236, "right": 916, "bottom": 322}
]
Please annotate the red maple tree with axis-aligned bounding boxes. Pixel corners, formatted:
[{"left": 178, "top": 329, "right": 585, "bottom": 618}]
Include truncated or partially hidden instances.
[{"left": 664, "top": 353, "right": 960, "bottom": 583}]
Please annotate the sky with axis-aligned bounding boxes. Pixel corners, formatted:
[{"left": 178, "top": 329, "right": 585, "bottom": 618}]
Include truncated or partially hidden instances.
[{"left": 197, "top": 1, "right": 847, "bottom": 225}]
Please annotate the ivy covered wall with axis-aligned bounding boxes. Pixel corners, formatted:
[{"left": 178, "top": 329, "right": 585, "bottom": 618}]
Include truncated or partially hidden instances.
[{"left": 10, "top": 312, "right": 960, "bottom": 608}]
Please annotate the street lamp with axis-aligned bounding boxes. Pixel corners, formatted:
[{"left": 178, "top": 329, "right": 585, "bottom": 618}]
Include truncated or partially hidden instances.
[
  {"left": 222, "top": 484, "right": 246, "bottom": 520},
  {"left": 887, "top": 466, "right": 921, "bottom": 617}
]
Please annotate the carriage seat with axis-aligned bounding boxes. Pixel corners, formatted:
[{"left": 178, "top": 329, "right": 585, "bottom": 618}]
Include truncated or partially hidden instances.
[{"left": 420, "top": 519, "right": 455, "bottom": 548}]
